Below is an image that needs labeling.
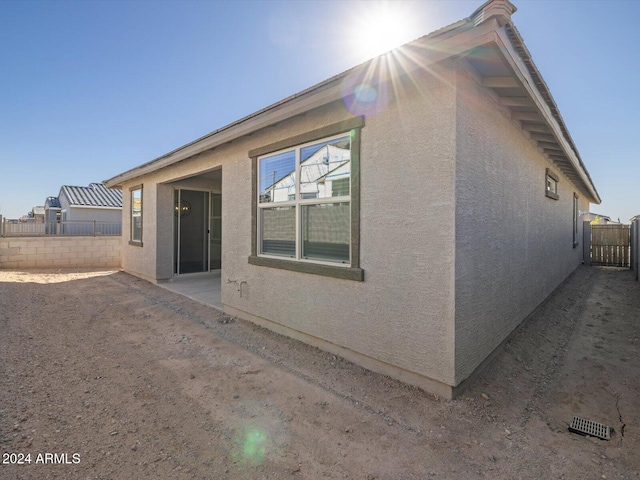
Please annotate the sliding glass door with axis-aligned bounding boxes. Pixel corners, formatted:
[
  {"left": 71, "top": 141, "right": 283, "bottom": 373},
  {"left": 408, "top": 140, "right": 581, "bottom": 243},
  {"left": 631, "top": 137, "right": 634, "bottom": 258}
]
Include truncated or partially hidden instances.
[{"left": 174, "top": 190, "right": 221, "bottom": 275}]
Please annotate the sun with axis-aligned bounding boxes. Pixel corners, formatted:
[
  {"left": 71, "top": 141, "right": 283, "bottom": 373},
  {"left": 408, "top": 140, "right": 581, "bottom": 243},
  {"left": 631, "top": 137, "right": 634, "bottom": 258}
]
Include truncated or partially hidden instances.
[{"left": 351, "top": 2, "right": 415, "bottom": 60}]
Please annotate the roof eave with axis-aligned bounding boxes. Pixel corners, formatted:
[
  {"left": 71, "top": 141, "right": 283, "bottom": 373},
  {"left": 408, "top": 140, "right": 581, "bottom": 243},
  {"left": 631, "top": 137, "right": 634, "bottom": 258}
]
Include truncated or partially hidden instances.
[
  {"left": 498, "top": 23, "right": 600, "bottom": 204},
  {"left": 68, "top": 205, "right": 122, "bottom": 210},
  {"left": 105, "top": 0, "right": 600, "bottom": 206},
  {"left": 104, "top": 17, "right": 504, "bottom": 189},
  {"left": 104, "top": 76, "right": 348, "bottom": 189}
]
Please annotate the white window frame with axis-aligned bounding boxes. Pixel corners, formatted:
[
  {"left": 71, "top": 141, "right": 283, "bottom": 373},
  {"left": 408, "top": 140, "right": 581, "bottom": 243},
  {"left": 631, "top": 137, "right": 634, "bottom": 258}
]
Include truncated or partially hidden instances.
[
  {"left": 130, "top": 185, "right": 143, "bottom": 246},
  {"left": 257, "top": 132, "right": 352, "bottom": 267}
]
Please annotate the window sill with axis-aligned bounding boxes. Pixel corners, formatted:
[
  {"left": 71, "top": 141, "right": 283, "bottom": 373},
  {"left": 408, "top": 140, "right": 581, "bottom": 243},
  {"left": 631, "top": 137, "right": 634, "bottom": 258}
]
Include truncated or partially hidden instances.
[
  {"left": 248, "top": 255, "right": 364, "bottom": 281},
  {"left": 129, "top": 240, "right": 143, "bottom": 247},
  {"left": 545, "top": 191, "right": 559, "bottom": 200}
]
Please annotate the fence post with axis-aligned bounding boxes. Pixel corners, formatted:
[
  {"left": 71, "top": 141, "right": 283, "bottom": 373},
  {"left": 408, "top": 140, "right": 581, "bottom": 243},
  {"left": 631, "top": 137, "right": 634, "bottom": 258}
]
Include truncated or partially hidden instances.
[
  {"left": 633, "top": 220, "right": 636, "bottom": 278},
  {"left": 583, "top": 221, "right": 592, "bottom": 266},
  {"left": 93, "top": 220, "right": 97, "bottom": 237},
  {"left": 636, "top": 221, "right": 639, "bottom": 280},
  {"left": 631, "top": 221, "right": 635, "bottom": 272},
  {"left": 0, "top": 215, "right": 3, "bottom": 237}
]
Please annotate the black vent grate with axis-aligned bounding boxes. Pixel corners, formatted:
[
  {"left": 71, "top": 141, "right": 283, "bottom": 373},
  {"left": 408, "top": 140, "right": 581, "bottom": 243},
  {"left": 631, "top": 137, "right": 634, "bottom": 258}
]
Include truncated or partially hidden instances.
[{"left": 569, "top": 416, "right": 611, "bottom": 440}]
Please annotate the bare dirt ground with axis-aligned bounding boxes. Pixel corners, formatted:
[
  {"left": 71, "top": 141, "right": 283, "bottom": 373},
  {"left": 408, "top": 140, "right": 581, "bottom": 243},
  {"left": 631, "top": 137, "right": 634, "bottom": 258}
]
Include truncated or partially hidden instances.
[{"left": 1, "top": 265, "right": 639, "bottom": 480}]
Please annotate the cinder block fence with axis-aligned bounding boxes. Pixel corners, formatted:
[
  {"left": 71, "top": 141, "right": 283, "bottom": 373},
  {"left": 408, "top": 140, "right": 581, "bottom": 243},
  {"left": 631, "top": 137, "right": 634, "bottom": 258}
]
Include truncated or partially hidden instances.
[{"left": 0, "top": 236, "right": 121, "bottom": 269}]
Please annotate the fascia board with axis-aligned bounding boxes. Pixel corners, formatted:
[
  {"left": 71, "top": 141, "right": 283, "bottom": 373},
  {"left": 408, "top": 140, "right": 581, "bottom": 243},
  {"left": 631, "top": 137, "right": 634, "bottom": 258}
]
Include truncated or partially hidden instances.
[
  {"left": 104, "top": 82, "right": 345, "bottom": 188},
  {"left": 69, "top": 205, "right": 122, "bottom": 210},
  {"left": 493, "top": 27, "right": 600, "bottom": 204}
]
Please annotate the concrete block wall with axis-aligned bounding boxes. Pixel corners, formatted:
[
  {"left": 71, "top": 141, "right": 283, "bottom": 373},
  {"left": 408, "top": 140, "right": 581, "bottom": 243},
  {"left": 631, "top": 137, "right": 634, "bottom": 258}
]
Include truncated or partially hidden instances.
[{"left": 0, "top": 236, "right": 121, "bottom": 269}]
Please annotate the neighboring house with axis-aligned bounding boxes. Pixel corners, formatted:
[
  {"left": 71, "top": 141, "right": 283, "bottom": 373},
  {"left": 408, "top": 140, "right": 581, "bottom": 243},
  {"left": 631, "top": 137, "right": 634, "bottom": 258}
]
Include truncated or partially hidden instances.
[
  {"left": 17, "top": 207, "right": 44, "bottom": 223},
  {"left": 12, "top": 207, "right": 46, "bottom": 236},
  {"left": 582, "top": 212, "right": 613, "bottom": 225},
  {"left": 105, "top": 0, "right": 601, "bottom": 398},
  {"left": 44, "top": 196, "right": 62, "bottom": 234},
  {"left": 45, "top": 183, "right": 123, "bottom": 235},
  {"left": 31, "top": 206, "right": 45, "bottom": 223}
]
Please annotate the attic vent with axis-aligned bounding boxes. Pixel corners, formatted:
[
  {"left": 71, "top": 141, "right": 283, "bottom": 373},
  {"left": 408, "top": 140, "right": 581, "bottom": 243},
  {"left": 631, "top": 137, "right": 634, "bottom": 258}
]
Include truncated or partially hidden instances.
[{"left": 568, "top": 416, "right": 611, "bottom": 440}]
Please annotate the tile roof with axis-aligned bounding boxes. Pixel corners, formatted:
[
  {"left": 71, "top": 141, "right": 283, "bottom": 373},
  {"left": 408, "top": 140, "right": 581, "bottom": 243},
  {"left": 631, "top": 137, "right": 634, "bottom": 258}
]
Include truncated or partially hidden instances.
[{"left": 60, "top": 183, "right": 122, "bottom": 208}]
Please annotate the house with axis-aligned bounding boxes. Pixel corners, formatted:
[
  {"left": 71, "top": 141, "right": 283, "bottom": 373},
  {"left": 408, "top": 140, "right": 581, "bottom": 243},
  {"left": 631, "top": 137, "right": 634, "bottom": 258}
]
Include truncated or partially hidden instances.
[
  {"left": 44, "top": 196, "right": 62, "bottom": 234},
  {"left": 581, "top": 212, "right": 616, "bottom": 225},
  {"left": 30, "top": 206, "right": 45, "bottom": 223},
  {"left": 104, "top": 0, "right": 600, "bottom": 398},
  {"left": 44, "top": 183, "right": 123, "bottom": 235},
  {"left": 16, "top": 206, "right": 45, "bottom": 223}
]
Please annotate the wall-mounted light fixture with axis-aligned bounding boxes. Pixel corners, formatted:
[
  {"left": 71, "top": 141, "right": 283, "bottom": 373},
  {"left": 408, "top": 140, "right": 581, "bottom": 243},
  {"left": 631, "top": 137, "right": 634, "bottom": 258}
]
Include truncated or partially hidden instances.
[{"left": 174, "top": 200, "right": 191, "bottom": 218}]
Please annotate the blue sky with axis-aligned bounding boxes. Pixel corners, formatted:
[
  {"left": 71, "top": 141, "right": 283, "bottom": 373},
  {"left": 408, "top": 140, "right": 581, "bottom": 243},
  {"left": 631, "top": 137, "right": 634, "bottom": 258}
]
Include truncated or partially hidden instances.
[{"left": 1, "top": 0, "right": 638, "bottom": 221}]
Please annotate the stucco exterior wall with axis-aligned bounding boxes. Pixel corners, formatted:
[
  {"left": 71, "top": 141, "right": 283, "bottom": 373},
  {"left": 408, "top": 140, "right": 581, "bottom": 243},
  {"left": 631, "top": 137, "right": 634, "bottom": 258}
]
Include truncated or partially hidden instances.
[
  {"left": 119, "top": 182, "right": 159, "bottom": 281},
  {"left": 0, "top": 236, "right": 120, "bottom": 269},
  {"left": 118, "top": 62, "right": 459, "bottom": 392},
  {"left": 120, "top": 165, "right": 223, "bottom": 281},
  {"left": 453, "top": 63, "right": 590, "bottom": 385},
  {"left": 229, "top": 65, "right": 458, "bottom": 388}
]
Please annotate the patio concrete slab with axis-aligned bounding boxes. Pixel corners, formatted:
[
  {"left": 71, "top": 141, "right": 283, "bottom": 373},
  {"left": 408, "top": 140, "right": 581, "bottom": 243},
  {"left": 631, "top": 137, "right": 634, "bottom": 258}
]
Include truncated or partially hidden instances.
[{"left": 157, "top": 270, "right": 222, "bottom": 310}]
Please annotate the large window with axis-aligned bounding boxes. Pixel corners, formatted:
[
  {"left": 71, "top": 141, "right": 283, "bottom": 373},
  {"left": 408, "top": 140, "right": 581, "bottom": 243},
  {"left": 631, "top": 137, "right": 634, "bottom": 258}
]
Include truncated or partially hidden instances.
[
  {"left": 249, "top": 118, "right": 364, "bottom": 281},
  {"left": 130, "top": 186, "right": 143, "bottom": 246},
  {"left": 258, "top": 133, "right": 351, "bottom": 263}
]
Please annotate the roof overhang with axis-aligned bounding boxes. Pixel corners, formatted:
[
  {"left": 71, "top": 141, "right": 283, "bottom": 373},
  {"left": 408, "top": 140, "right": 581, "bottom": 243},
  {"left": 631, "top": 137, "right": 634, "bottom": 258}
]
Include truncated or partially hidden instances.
[
  {"left": 103, "top": 16, "right": 499, "bottom": 188},
  {"left": 104, "top": 0, "right": 600, "bottom": 204},
  {"left": 460, "top": 28, "right": 600, "bottom": 203},
  {"left": 68, "top": 205, "right": 122, "bottom": 210}
]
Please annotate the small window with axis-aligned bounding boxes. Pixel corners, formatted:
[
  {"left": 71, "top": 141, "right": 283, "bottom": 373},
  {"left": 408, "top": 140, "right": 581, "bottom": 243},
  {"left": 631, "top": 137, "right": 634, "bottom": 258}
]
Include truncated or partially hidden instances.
[
  {"left": 130, "top": 186, "right": 143, "bottom": 246},
  {"left": 545, "top": 168, "right": 559, "bottom": 200}
]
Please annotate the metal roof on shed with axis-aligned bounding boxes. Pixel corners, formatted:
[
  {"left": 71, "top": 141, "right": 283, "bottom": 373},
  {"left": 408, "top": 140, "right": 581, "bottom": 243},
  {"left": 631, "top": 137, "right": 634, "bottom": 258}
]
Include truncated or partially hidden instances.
[{"left": 60, "top": 183, "right": 122, "bottom": 208}]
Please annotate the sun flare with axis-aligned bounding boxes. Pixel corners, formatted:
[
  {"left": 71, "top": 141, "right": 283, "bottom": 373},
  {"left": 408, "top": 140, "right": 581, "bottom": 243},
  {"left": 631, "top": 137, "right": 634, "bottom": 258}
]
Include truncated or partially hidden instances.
[{"left": 352, "top": 2, "right": 415, "bottom": 60}]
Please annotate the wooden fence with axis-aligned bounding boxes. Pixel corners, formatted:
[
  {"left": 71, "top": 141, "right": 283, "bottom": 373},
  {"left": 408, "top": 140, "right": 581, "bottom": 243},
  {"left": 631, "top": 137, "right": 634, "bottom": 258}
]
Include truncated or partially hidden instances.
[{"left": 591, "top": 224, "right": 630, "bottom": 267}]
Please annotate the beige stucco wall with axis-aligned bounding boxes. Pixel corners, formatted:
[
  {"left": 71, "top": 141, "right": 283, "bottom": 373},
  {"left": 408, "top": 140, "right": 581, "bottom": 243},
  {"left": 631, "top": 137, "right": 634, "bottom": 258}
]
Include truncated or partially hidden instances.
[
  {"left": 118, "top": 62, "right": 459, "bottom": 392},
  {"left": 0, "top": 236, "right": 121, "bottom": 269},
  {"left": 228, "top": 65, "right": 458, "bottom": 388},
  {"left": 120, "top": 182, "right": 158, "bottom": 281},
  {"left": 120, "top": 159, "right": 223, "bottom": 281},
  {"left": 115, "top": 56, "right": 596, "bottom": 396},
  {"left": 453, "top": 64, "right": 590, "bottom": 385}
]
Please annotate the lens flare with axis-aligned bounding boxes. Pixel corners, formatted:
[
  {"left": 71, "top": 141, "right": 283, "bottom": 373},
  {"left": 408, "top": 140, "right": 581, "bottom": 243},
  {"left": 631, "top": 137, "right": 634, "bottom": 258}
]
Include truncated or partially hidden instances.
[
  {"left": 232, "top": 426, "right": 267, "bottom": 466},
  {"left": 354, "top": 84, "right": 378, "bottom": 103},
  {"left": 342, "top": 68, "right": 389, "bottom": 117}
]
